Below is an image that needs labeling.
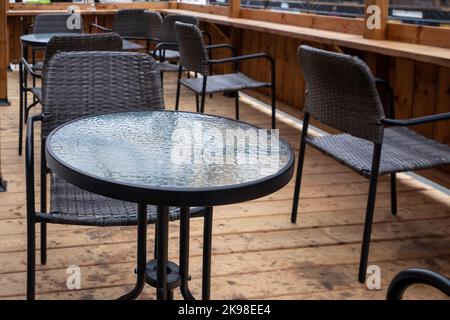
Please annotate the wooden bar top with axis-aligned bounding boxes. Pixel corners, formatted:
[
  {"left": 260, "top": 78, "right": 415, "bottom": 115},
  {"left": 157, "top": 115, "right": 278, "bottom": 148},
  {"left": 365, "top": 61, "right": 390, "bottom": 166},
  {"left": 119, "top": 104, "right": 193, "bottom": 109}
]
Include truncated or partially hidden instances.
[
  {"left": 163, "top": 9, "right": 450, "bottom": 68},
  {"left": 7, "top": 7, "right": 450, "bottom": 67},
  {"left": 7, "top": 9, "right": 118, "bottom": 16}
]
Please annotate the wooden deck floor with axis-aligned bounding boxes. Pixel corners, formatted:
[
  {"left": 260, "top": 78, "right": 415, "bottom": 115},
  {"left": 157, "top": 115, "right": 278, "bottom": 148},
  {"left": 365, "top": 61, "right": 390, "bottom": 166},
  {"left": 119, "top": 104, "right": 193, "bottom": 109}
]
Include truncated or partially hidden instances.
[{"left": 0, "top": 71, "right": 449, "bottom": 300}]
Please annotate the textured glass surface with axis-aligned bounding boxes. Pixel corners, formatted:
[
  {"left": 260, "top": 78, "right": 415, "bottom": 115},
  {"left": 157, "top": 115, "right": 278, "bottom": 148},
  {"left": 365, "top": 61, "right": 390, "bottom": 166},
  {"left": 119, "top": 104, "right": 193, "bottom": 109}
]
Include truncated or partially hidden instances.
[
  {"left": 20, "top": 33, "right": 140, "bottom": 50},
  {"left": 21, "top": 33, "right": 71, "bottom": 45},
  {"left": 48, "top": 111, "right": 292, "bottom": 189}
]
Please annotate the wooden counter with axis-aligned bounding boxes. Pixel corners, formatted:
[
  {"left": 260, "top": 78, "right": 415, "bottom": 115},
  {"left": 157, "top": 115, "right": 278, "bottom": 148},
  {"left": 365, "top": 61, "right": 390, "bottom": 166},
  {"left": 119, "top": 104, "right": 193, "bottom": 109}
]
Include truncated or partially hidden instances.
[{"left": 162, "top": 9, "right": 450, "bottom": 68}]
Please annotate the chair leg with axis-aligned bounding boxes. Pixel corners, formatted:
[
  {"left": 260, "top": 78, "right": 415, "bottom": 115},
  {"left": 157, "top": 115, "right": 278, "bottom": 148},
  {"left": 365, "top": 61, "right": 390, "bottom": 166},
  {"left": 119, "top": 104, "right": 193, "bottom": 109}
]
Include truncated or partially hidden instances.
[
  {"left": 40, "top": 223, "right": 47, "bottom": 265},
  {"left": 358, "top": 143, "right": 382, "bottom": 283},
  {"left": 19, "top": 62, "right": 24, "bottom": 156},
  {"left": 200, "top": 76, "right": 207, "bottom": 114},
  {"left": 195, "top": 94, "right": 199, "bottom": 113},
  {"left": 27, "top": 221, "right": 36, "bottom": 300},
  {"left": 390, "top": 173, "right": 397, "bottom": 216},
  {"left": 291, "top": 113, "right": 309, "bottom": 223},
  {"left": 235, "top": 91, "right": 239, "bottom": 120},
  {"left": 202, "top": 207, "right": 213, "bottom": 300},
  {"left": 40, "top": 142, "right": 47, "bottom": 265},
  {"left": 175, "top": 66, "right": 182, "bottom": 111}
]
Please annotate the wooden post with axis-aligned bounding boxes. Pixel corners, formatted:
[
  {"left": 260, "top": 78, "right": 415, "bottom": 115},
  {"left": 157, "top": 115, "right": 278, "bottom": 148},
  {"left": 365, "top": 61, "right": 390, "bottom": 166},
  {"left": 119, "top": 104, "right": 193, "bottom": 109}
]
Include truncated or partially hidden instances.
[
  {"left": 228, "top": 0, "right": 240, "bottom": 18},
  {"left": 0, "top": 0, "right": 10, "bottom": 106},
  {"left": 363, "top": 0, "right": 389, "bottom": 40},
  {"left": 0, "top": 0, "right": 8, "bottom": 191}
]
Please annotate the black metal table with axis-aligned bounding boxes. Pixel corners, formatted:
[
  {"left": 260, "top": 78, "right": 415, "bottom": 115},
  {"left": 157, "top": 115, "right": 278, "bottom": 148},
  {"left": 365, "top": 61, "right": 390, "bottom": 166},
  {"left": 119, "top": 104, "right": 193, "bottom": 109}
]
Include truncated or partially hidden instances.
[
  {"left": 20, "top": 33, "right": 144, "bottom": 52},
  {"left": 45, "top": 110, "right": 294, "bottom": 300},
  {"left": 17, "top": 33, "right": 145, "bottom": 155}
]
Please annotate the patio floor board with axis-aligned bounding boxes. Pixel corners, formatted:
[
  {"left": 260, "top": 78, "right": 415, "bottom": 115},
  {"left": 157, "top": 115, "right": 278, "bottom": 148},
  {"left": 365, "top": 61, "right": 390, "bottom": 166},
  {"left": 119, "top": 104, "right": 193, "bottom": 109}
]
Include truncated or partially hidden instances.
[{"left": 0, "top": 71, "right": 449, "bottom": 300}]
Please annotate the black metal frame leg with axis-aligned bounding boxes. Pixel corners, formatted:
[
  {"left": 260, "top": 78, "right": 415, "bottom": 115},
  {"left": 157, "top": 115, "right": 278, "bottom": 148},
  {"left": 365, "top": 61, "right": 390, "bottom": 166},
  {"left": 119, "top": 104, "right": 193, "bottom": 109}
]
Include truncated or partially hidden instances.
[
  {"left": 202, "top": 207, "right": 213, "bottom": 300},
  {"left": 156, "top": 206, "right": 169, "bottom": 300},
  {"left": 117, "top": 203, "right": 148, "bottom": 300},
  {"left": 291, "top": 113, "right": 309, "bottom": 223},
  {"left": 180, "top": 207, "right": 195, "bottom": 300},
  {"left": 390, "top": 173, "right": 397, "bottom": 215},
  {"left": 358, "top": 143, "right": 382, "bottom": 283}
]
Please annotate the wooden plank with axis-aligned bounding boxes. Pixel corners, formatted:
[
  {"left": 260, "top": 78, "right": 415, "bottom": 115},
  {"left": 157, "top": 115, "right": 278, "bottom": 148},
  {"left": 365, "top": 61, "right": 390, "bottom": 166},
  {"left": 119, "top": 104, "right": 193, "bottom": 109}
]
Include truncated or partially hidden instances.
[
  {"left": 0, "top": 0, "right": 8, "bottom": 103},
  {"left": 392, "top": 58, "right": 415, "bottom": 119},
  {"left": 363, "top": 0, "right": 388, "bottom": 40},
  {"left": 161, "top": 9, "right": 450, "bottom": 68},
  {"left": 412, "top": 62, "right": 438, "bottom": 138},
  {"left": 228, "top": 0, "right": 240, "bottom": 18}
]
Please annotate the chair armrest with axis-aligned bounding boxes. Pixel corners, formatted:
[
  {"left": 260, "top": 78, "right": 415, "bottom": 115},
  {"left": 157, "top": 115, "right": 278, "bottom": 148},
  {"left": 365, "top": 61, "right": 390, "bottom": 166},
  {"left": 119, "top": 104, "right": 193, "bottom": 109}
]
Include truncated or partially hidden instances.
[
  {"left": 382, "top": 112, "right": 450, "bottom": 127},
  {"left": 208, "top": 52, "right": 276, "bottom": 85},
  {"left": 202, "top": 30, "right": 212, "bottom": 46},
  {"left": 25, "top": 114, "right": 44, "bottom": 218},
  {"left": 205, "top": 44, "right": 237, "bottom": 57},
  {"left": 375, "top": 78, "right": 395, "bottom": 119},
  {"left": 90, "top": 23, "right": 112, "bottom": 33},
  {"left": 208, "top": 52, "right": 274, "bottom": 65},
  {"left": 152, "top": 42, "right": 179, "bottom": 59},
  {"left": 21, "top": 57, "right": 42, "bottom": 79},
  {"left": 387, "top": 268, "right": 450, "bottom": 300}
]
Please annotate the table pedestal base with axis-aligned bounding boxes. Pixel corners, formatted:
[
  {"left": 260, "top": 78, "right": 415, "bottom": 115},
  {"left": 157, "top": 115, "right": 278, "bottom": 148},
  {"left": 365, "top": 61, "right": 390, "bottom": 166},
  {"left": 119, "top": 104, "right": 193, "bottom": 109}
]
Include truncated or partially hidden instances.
[
  {"left": 119, "top": 205, "right": 213, "bottom": 301},
  {"left": 145, "top": 260, "right": 181, "bottom": 290}
]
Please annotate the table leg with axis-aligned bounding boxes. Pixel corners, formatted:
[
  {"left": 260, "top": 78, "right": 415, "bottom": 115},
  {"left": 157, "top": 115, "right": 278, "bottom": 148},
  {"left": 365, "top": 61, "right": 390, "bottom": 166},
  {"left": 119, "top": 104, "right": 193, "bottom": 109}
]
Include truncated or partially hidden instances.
[
  {"left": 23, "top": 43, "right": 28, "bottom": 124},
  {"left": 202, "top": 207, "right": 213, "bottom": 300},
  {"left": 180, "top": 207, "right": 195, "bottom": 300},
  {"left": 117, "top": 203, "right": 147, "bottom": 300},
  {"left": 156, "top": 206, "right": 169, "bottom": 300}
]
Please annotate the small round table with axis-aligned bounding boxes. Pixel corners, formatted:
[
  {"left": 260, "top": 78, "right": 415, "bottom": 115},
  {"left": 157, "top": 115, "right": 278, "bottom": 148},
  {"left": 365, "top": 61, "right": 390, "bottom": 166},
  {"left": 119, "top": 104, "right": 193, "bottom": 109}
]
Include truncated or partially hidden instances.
[
  {"left": 20, "top": 33, "right": 144, "bottom": 52},
  {"left": 45, "top": 111, "right": 295, "bottom": 300}
]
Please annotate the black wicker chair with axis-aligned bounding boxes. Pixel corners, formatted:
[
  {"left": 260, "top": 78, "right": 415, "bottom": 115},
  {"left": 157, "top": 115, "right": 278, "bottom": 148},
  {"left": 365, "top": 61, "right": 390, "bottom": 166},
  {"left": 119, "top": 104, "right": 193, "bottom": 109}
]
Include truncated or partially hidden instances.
[
  {"left": 291, "top": 45, "right": 450, "bottom": 283},
  {"left": 90, "top": 9, "right": 158, "bottom": 51},
  {"left": 152, "top": 14, "right": 207, "bottom": 77},
  {"left": 31, "top": 13, "right": 84, "bottom": 70},
  {"left": 25, "top": 51, "right": 206, "bottom": 300},
  {"left": 387, "top": 268, "right": 450, "bottom": 299},
  {"left": 174, "top": 22, "right": 277, "bottom": 129},
  {"left": 152, "top": 14, "right": 200, "bottom": 62},
  {"left": 19, "top": 33, "right": 123, "bottom": 156}
]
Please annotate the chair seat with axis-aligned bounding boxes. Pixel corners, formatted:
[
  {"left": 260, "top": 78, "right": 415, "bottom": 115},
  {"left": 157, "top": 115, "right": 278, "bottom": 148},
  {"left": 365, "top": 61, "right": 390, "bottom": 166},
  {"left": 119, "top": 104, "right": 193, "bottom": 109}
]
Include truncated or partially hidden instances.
[
  {"left": 153, "top": 49, "right": 180, "bottom": 61},
  {"left": 33, "top": 61, "right": 44, "bottom": 71},
  {"left": 307, "top": 127, "right": 450, "bottom": 177},
  {"left": 36, "top": 175, "right": 205, "bottom": 226},
  {"left": 30, "top": 87, "right": 42, "bottom": 101},
  {"left": 180, "top": 72, "right": 270, "bottom": 94},
  {"left": 157, "top": 61, "right": 180, "bottom": 73}
]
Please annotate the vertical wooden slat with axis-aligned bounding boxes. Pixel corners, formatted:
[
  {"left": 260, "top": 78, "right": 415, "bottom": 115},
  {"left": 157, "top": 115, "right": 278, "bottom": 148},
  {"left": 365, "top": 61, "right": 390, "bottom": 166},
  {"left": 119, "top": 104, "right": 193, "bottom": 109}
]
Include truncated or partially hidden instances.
[
  {"left": 392, "top": 58, "right": 415, "bottom": 119},
  {"left": 0, "top": 0, "right": 9, "bottom": 105},
  {"left": 0, "top": 0, "right": 8, "bottom": 190},
  {"left": 412, "top": 62, "right": 438, "bottom": 138},
  {"left": 228, "top": 0, "right": 240, "bottom": 18},
  {"left": 434, "top": 66, "right": 450, "bottom": 174},
  {"left": 434, "top": 67, "right": 450, "bottom": 145},
  {"left": 363, "top": 0, "right": 389, "bottom": 40}
]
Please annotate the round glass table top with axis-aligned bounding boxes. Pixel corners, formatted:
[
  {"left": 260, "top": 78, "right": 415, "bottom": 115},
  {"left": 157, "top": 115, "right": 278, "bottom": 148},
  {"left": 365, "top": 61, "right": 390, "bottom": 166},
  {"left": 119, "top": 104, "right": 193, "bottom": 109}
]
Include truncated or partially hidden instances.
[
  {"left": 20, "top": 33, "right": 143, "bottom": 50},
  {"left": 46, "top": 111, "right": 294, "bottom": 206},
  {"left": 21, "top": 33, "right": 77, "bottom": 46}
]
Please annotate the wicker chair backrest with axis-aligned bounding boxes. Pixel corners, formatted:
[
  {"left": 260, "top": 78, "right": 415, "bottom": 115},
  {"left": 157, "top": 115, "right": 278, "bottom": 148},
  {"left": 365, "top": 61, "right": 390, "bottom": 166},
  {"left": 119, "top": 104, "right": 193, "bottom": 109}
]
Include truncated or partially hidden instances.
[
  {"left": 175, "top": 22, "right": 209, "bottom": 75},
  {"left": 43, "top": 33, "right": 123, "bottom": 65},
  {"left": 34, "top": 14, "right": 83, "bottom": 34},
  {"left": 41, "top": 51, "right": 164, "bottom": 138},
  {"left": 159, "top": 14, "right": 199, "bottom": 43},
  {"left": 112, "top": 9, "right": 151, "bottom": 39},
  {"left": 298, "top": 45, "right": 385, "bottom": 143}
]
